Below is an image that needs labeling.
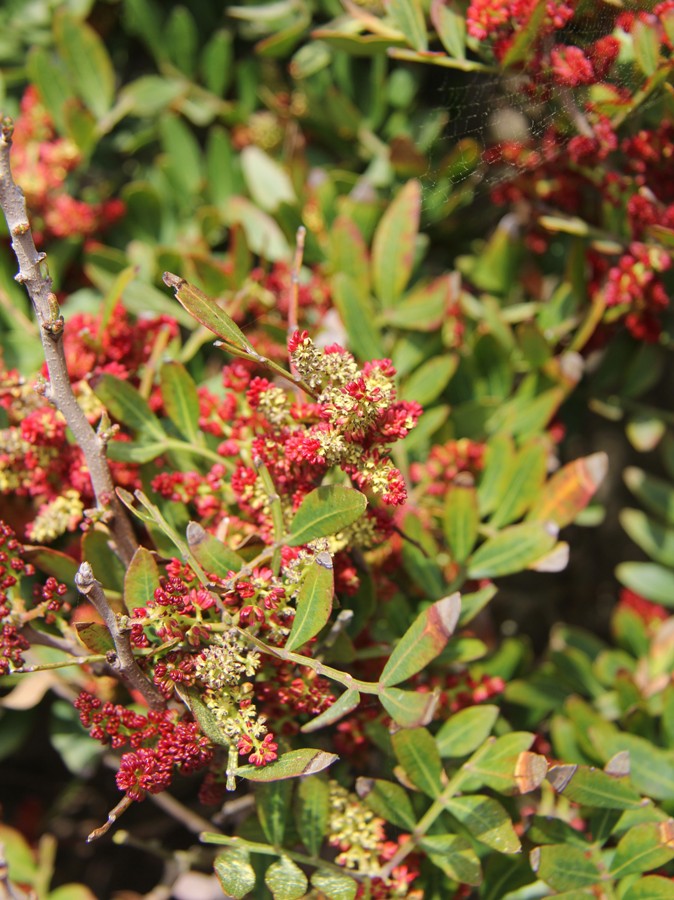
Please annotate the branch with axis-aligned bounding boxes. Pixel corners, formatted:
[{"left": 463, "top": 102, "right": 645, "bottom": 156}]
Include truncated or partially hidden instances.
[
  {"left": 0, "top": 116, "right": 137, "bottom": 566},
  {"left": 75, "top": 562, "right": 165, "bottom": 710}
]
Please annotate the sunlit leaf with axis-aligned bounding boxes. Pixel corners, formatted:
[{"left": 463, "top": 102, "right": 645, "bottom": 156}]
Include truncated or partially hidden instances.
[
  {"left": 124, "top": 547, "right": 160, "bottom": 610},
  {"left": 286, "top": 486, "right": 367, "bottom": 546},
  {"left": 214, "top": 848, "right": 256, "bottom": 899},
  {"left": 286, "top": 553, "right": 334, "bottom": 651},
  {"left": 162, "top": 273, "right": 255, "bottom": 353},
  {"left": 356, "top": 778, "right": 417, "bottom": 830},
  {"left": 237, "top": 748, "right": 338, "bottom": 781},
  {"left": 380, "top": 686, "right": 440, "bottom": 727},
  {"left": 380, "top": 593, "right": 461, "bottom": 686},
  {"left": 436, "top": 705, "right": 499, "bottom": 758},
  {"left": 445, "top": 795, "right": 521, "bottom": 853},
  {"left": 265, "top": 855, "right": 307, "bottom": 900},
  {"left": 391, "top": 728, "right": 444, "bottom": 797},
  {"left": 467, "top": 522, "right": 557, "bottom": 579}
]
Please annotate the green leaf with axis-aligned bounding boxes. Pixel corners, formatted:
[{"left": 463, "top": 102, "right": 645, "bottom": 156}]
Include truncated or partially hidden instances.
[
  {"left": 24, "top": 547, "right": 78, "bottom": 585},
  {"left": 530, "top": 844, "right": 602, "bottom": 892},
  {"left": 623, "top": 875, "right": 674, "bottom": 900},
  {"left": 26, "top": 47, "right": 74, "bottom": 136},
  {"left": 176, "top": 687, "right": 230, "bottom": 746},
  {"left": 301, "top": 688, "right": 360, "bottom": 733},
  {"left": 295, "top": 775, "right": 329, "bottom": 857},
  {"left": 402, "top": 355, "right": 458, "bottom": 406},
  {"left": 49, "top": 884, "right": 97, "bottom": 900},
  {"left": 459, "top": 584, "right": 498, "bottom": 626},
  {"left": 74, "top": 622, "right": 114, "bottom": 654},
  {"left": 477, "top": 435, "right": 516, "bottom": 517},
  {"left": 445, "top": 795, "right": 521, "bottom": 853},
  {"left": 223, "top": 196, "right": 290, "bottom": 261},
  {"left": 0, "top": 823, "right": 37, "bottom": 886},
  {"left": 82, "top": 530, "right": 126, "bottom": 593},
  {"left": 286, "top": 486, "right": 367, "bottom": 546},
  {"left": 620, "top": 508, "right": 674, "bottom": 567},
  {"left": 118, "top": 75, "right": 185, "bottom": 116},
  {"left": 381, "top": 274, "right": 455, "bottom": 332},
  {"left": 332, "top": 273, "right": 384, "bottom": 361},
  {"left": 214, "top": 848, "right": 256, "bottom": 899},
  {"left": 329, "top": 217, "right": 371, "bottom": 298},
  {"left": 356, "top": 778, "right": 417, "bottom": 830},
  {"left": 616, "top": 562, "right": 674, "bottom": 608},
  {"left": 162, "top": 273, "right": 255, "bottom": 353},
  {"left": 460, "top": 733, "right": 535, "bottom": 794},
  {"left": 241, "top": 146, "right": 296, "bottom": 213},
  {"left": 547, "top": 764, "right": 643, "bottom": 809},
  {"left": 372, "top": 180, "right": 421, "bottom": 307},
  {"left": 391, "top": 728, "right": 444, "bottom": 798},
  {"left": 93, "top": 374, "right": 166, "bottom": 440},
  {"left": 159, "top": 114, "right": 203, "bottom": 197},
  {"left": 388, "top": 0, "right": 428, "bottom": 51},
  {"left": 164, "top": 5, "right": 198, "bottom": 76},
  {"left": 624, "top": 467, "right": 674, "bottom": 527},
  {"left": 310, "top": 868, "right": 357, "bottom": 900},
  {"left": 286, "top": 554, "right": 334, "bottom": 651},
  {"left": 54, "top": 11, "right": 115, "bottom": 119},
  {"left": 380, "top": 593, "right": 461, "bottom": 686},
  {"left": 430, "top": 0, "right": 465, "bottom": 59},
  {"left": 123, "top": 547, "right": 160, "bottom": 610},
  {"left": 202, "top": 30, "right": 233, "bottom": 96},
  {"left": 419, "top": 834, "right": 482, "bottom": 885},
  {"left": 611, "top": 820, "right": 674, "bottom": 877},
  {"left": 490, "top": 441, "right": 547, "bottom": 528},
  {"left": 443, "top": 483, "right": 479, "bottom": 563},
  {"left": 588, "top": 728, "right": 674, "bottom": 801},
  {"left": 436, "top": 705, "right": 500, "bottom": 758},
  {"left": 256, "top": 780, "right": 292, "bottom": 847},
  {"left": 467, "top": 522, "right": 557, "bottom": 579},
  {"left": 380, "top": 686, "right": 439, "bottom": 727},
  {"left": 527, "top": 453, "right": 608, "bottom": 529},
  {"left": 159, "top": 362, "right": 201, "bottom": 444},
  {"left": 633, "top": 19, "right": 660, "bottom": 77},
  {"left": 186, "top": 522, "right": 244, "bottom": 576},
  {"left": 237, "top": 749, "right": 338, "bottom": 782},
  {"left": 265, "top": 856, "right": 308, "bottom": 900}
]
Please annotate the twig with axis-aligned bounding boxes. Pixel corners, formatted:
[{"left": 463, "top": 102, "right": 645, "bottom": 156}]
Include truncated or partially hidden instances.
[
  {"left": 149, "top": 789, "right": 221, "bottom": 836},
  {"left": 287, "top": 225, "right": 306, "bottom": 347},
  {"left": 0, "top": 116, "right": 138, "bottom": 566},
  {"left": 75, "top": 561, "right": 165, "bottom": 710}
]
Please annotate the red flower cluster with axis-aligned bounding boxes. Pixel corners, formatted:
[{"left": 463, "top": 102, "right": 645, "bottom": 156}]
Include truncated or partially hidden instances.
[
  {"left": 12, "top": 86, "right": 125, "bottom": 244},
  {"left": 445, "top": 672, "right": 506, "bottom": 713},
  {"left": 410, "top": 438, "right": 486, "bottom": 497},
  {"left": 0, "top": 522, "right": 34, "bottom": 675},
  {"left": 616, "top": 588, "right": 669, "bottom": 628},
  {"left": 466, "top": 0, "right": 574, "bottom": 60},
  {"left": 74, "top": 692, "right": 213, "bottom": 802},
  {"left": 256, "top": 662, "right": 336, "bottom": 731}
]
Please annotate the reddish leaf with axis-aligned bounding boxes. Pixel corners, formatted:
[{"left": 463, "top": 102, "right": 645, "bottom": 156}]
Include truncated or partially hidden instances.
[{"left": 527, "top": 452, "right": 608, "bottom": 529}]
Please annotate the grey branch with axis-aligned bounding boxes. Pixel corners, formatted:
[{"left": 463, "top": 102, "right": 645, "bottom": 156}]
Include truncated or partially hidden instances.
[
  {"left": 0, "top": 116, "right": 137, "bottom": 565},
  {"left": 75, "top": 561, "right": 165, "bottom": 710}
]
